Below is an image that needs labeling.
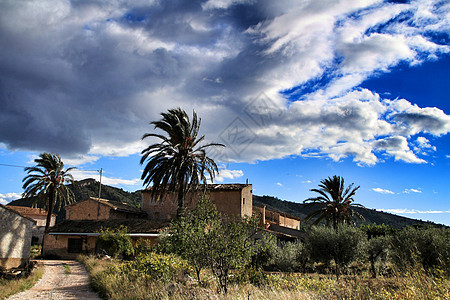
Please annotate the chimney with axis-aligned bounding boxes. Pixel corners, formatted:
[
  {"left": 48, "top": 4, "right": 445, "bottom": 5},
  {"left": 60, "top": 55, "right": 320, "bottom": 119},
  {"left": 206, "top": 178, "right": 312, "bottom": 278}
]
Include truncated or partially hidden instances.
[{"left": 262, "top": 205, "right": 266, "bottom": 225}]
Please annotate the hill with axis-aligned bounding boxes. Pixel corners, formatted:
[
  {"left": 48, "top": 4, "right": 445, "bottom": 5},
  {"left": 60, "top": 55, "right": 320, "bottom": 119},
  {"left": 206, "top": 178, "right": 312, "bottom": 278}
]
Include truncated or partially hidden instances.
[
  {"left": 253, "top": 195, "right": 445, "bottom": 229},
  {"left": 7, "top": 178, "right": 142, "bottom": 222}
]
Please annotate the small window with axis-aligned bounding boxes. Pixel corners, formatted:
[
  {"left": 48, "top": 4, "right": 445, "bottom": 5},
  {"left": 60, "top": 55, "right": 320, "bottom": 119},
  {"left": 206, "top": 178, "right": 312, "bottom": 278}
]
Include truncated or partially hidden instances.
[
  {"left": 68, "top": 238, "right": 83, "bottom": 253},
  {"left": 243, "top": 198, "right": 245, "bottom": 205}
]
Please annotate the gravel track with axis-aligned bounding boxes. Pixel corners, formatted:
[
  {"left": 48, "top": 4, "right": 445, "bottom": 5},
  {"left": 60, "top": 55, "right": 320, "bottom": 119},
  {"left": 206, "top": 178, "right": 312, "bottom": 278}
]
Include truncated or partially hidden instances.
[{"left": 7, "top": 260, "right": 100, "bottom": 300}]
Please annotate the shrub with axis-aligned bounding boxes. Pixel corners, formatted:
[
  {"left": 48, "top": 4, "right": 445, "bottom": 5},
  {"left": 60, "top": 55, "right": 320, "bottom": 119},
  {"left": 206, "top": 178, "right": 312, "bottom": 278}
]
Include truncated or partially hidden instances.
[
  {"left": 96, "top": 226, "right": 134, "bottom": 259},
  {"left": 128, "top": 252, "right": 191, "bottom": 282},
  {"left": 265, "top": 241, "right": 309, "bottom": 273}
]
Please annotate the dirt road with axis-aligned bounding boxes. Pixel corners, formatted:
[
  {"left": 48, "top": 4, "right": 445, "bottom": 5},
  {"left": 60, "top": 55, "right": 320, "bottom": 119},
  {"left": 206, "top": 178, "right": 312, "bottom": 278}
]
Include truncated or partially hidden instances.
[{"left": 7, "top": 260, "right": 100, "bottom": 300}]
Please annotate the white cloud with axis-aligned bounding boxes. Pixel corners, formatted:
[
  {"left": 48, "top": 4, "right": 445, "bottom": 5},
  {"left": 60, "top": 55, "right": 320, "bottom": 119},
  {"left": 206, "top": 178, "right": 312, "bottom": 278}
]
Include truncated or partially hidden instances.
[
  {"left": 0, "top": 192, "right": 22, "bottom": 204},
  {"left": 403, "top": 188, "right": 422, "bottom": 194},
  {"left": 380, "top": 208, "right": 449, "bottom": 214},
  {"left": 276, "top": 182, "right": 283, "bottom": 187},
  {"left": 71, "top": 169, "right": 141, "bottom": 187},
  {"left": 372, "top": 188, "right": 395, "bottom": 194},
  {"left": 214, "top": 168, "right": 244, "bottom": 182}
]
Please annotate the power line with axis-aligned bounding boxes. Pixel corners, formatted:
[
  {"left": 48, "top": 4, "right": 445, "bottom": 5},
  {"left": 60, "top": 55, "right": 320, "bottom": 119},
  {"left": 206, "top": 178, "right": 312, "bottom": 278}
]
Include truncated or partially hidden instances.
[{"left": 0, "top": 163, "right": 27, "bottom": 168}]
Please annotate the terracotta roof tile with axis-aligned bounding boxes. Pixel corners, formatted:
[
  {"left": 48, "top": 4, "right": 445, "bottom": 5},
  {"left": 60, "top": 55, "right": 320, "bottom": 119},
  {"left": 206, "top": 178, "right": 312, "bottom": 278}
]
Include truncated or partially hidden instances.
[{"left": 7, "top": 205, "right": 53, "bottom": 216}]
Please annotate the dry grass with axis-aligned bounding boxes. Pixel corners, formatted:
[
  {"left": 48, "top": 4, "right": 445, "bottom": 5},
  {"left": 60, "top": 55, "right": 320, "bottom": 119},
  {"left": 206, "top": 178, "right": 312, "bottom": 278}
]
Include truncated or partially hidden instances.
[
  {"left": 78, "top": 255, "right": 449, "bottom": 300},
  {"left": 0, "top": 266, "right": 44, "bottom": 300}
]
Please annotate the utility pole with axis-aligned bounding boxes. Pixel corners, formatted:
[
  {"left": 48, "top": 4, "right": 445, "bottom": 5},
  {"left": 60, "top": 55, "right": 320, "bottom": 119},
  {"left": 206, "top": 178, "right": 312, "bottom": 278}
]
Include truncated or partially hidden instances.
[{"left": 98, "top": 168, "right": 103, "bottom": 199}]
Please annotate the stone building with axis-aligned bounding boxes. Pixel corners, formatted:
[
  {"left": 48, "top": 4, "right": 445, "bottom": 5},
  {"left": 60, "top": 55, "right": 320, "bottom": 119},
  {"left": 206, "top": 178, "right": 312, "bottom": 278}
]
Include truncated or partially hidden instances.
[
  {"left": 44, "top": 219, "right": 166, "bottom": 259},
  {"left": 7, "top": 206, "right": 55, "bottom": 245},
  {"left": 0, "top": 204, "right": 35, "bottom": 269},
  {"left": 141, "top": 184, "right": 253, "bottom": 221},
  {"left": 65, "top": 197, "right": 147, "bottom": 220},
  {"left": 44, "top": 197, "right": 154, "bottom": 258},
  {"left": 253, "top": 205, "right": 301, "bottom": 230}
]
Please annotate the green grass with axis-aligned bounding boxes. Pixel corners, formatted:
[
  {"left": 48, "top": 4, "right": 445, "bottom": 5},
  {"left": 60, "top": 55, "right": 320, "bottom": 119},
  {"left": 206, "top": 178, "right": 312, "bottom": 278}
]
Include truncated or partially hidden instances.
[
  {"left": 78, "top": 255, "right": 449, "bottom": 300},
  {"left": 62, "top": 263, "right": 71, "bottom": 275},
  {"left": 0, "top": 266, "right": 44, "bottom": 300}
]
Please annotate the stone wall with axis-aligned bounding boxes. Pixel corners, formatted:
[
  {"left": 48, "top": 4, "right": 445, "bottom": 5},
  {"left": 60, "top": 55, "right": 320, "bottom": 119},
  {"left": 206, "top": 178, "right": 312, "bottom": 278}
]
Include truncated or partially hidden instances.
[
  {"left": 0, "top": 206, "right": 34, "bottom": 269},
  {"left": 66, "top": 199, "right": 112, "bottom": 220},
  {"left": 141, "top": 185, "right": 253, "bottom": 221}
]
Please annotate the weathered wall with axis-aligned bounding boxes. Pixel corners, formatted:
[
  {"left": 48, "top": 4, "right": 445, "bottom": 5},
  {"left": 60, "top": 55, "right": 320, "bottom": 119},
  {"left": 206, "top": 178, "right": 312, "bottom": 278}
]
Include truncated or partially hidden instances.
[
  {"left": 0, "top": 207, "right": 34, "bottom": 269},
  {"left": 43, "top": 234, "right": 97, "bottom": 259},
  {"left": 44, "top": 234, "right": 159, "bottom": 259},
  {"left": 141, "top": 185, "right": 253, "bottom": 221},
  {"left": 279, "top": 215, "right": 301, "bottom": 230},
  {"left": 66, "top": 199, "right": 111, "bottom": 220}
]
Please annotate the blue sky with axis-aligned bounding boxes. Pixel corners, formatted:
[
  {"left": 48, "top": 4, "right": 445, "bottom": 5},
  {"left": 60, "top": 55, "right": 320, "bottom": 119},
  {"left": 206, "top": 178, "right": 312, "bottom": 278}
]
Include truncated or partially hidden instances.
[{"left": 0, "top": 0, "right": 449, "bottom": 225}]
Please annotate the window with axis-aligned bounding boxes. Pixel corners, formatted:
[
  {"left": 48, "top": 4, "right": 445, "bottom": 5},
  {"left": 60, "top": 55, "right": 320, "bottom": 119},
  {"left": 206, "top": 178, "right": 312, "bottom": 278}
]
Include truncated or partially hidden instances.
[{"left": 68, "top": 238, "right": 83, "bottom": 253}]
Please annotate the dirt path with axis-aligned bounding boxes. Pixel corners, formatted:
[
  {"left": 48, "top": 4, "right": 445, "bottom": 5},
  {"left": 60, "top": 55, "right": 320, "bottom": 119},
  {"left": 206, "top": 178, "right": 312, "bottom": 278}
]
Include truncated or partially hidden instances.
[{"left": 7, "top": 260, "right": 101, "bottom": 300}]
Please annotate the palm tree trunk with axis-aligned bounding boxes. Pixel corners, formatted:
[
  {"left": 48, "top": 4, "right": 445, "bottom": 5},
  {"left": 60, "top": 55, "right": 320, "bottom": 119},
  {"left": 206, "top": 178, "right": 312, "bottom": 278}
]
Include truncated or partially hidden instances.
[
  {"left": 41, "top": 187, "right": 55, "bottom": 255},
  {"left": 176, "top": 180, "right": 185, "bottom": 218}
]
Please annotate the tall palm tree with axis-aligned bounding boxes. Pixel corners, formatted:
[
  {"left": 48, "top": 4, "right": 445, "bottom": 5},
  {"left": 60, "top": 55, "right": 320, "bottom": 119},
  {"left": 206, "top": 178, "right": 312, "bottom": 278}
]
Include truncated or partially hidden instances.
[
  {"left": 22, "top": 152, "right": 75, "bottom": 250},
  {"left": 303, "top": 175, "right": 364, "bottom": 230},
  {"left": 140, "top": 108, "right": 224, "bottom": 217}
]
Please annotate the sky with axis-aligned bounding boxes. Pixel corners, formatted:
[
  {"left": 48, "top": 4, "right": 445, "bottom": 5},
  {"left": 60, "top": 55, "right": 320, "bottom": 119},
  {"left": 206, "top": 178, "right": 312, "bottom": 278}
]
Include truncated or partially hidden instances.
[{"left": 0, "top": 0, "right": 449, "bottom": 225}]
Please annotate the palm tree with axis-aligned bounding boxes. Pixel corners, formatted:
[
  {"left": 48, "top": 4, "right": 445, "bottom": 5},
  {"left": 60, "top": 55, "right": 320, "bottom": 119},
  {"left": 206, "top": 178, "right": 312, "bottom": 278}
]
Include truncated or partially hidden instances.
[
  {"left": 303, "top": 175, "right": 364, "bottom": 230},
  {"left": 140, "top": 108, "right": 224, "bottom": 217},
  {"left": 22, "top": 153, "right": 75, "bottom": 250}
]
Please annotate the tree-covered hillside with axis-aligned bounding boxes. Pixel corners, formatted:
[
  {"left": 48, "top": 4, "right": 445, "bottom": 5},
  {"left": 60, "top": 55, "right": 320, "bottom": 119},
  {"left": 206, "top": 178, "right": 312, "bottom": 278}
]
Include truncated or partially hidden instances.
[{"left": 253, "top": 195, "right": 445, "bottom": 229}]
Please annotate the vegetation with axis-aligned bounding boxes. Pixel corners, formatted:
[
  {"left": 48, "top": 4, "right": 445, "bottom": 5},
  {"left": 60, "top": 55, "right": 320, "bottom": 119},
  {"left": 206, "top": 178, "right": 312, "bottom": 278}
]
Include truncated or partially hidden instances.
[
  {"left": 158, "top": 197, "right": 259, "bottom": 293},
  {"left": 22, "top": 152, "right": 75, "bottom": 252},
  {"left": 0, "top": 266, "right": 44, "bottom": 299},
  {"left": 304, "top": 175, "right": 365, "bottom": 230},
  {"left": 97, "top": 226, "right": 135, "bottom": 259},
  {"left": 140, "top": 108, "right": 224, "bottom": 216}
]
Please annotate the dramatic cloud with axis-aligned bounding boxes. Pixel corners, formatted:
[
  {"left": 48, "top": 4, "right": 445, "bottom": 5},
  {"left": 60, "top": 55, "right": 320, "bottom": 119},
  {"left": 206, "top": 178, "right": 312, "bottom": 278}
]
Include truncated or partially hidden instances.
[
  {"left": 372, "top": 187, "right": 395, "bottom": 194},
  {"left": 1, "top": 0, "right": 449, "bottom": 166}
]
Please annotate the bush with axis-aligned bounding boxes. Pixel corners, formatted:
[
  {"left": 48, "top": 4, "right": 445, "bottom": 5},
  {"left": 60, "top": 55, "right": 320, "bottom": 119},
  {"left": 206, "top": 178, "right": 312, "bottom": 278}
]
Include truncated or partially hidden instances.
[
  {"left": 306, "top": 225, "right": 365, "bottom": 277},
  {"left": 97, "top": 226, "right": 134, "bottom": 259},
  {"left": 128, "top": 252, "right": 191, "bottom": 282},
  {"left": 265, "top": 241, "right": 309, "bottom": 273}
]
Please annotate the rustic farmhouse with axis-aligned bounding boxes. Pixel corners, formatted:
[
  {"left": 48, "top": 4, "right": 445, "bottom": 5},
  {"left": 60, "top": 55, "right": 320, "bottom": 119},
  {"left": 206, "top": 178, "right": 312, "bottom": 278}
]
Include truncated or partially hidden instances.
[
  {"left": 0, "top": 204, "right": 35, "bottom": 269},
  {"left": 44, "top": 197, "right": 160, "bottom": 258}
]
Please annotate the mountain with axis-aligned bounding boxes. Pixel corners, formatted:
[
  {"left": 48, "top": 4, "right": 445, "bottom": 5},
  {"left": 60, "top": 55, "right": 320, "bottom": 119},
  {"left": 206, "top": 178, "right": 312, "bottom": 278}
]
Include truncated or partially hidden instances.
[
  {"left": 253, "top": 195, "right": 446, "bottom": 229},
  {"left": 7, "top": 179, "right": 142, "bottom": 223}
]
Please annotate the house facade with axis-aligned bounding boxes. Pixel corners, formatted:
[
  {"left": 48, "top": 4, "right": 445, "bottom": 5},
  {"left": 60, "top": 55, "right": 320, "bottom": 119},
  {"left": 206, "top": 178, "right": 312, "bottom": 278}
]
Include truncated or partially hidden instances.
[
  {"left": 7, "top": 206, "right": 55, "bottom": 245},
  {"left": 44, "top": 219, "right": 166, "bottom": 259},
  {"left": 141, "top": 184, "right": 253, "bottom": 221},
  {"left": 44, "top": 197, "right": 152, "bottom": 258},
  {"left": 0, "top": 204, "right": 35, "bottom": 269}
]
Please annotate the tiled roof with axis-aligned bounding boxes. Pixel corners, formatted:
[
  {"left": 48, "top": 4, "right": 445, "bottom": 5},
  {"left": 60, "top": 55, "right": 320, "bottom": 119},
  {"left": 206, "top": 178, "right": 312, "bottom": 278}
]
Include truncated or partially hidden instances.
[
  {"left": 49, "top": 219, "right": 168, "bottom": 234},
  {"left": 7, "top": 205, "right": 53, "bottom": 217},
  {"left": 67, "top": 197, "right": 146, "bottom": 215},
  {"left": 0, "top": 204, "right": 36, "bottom": 223}
]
